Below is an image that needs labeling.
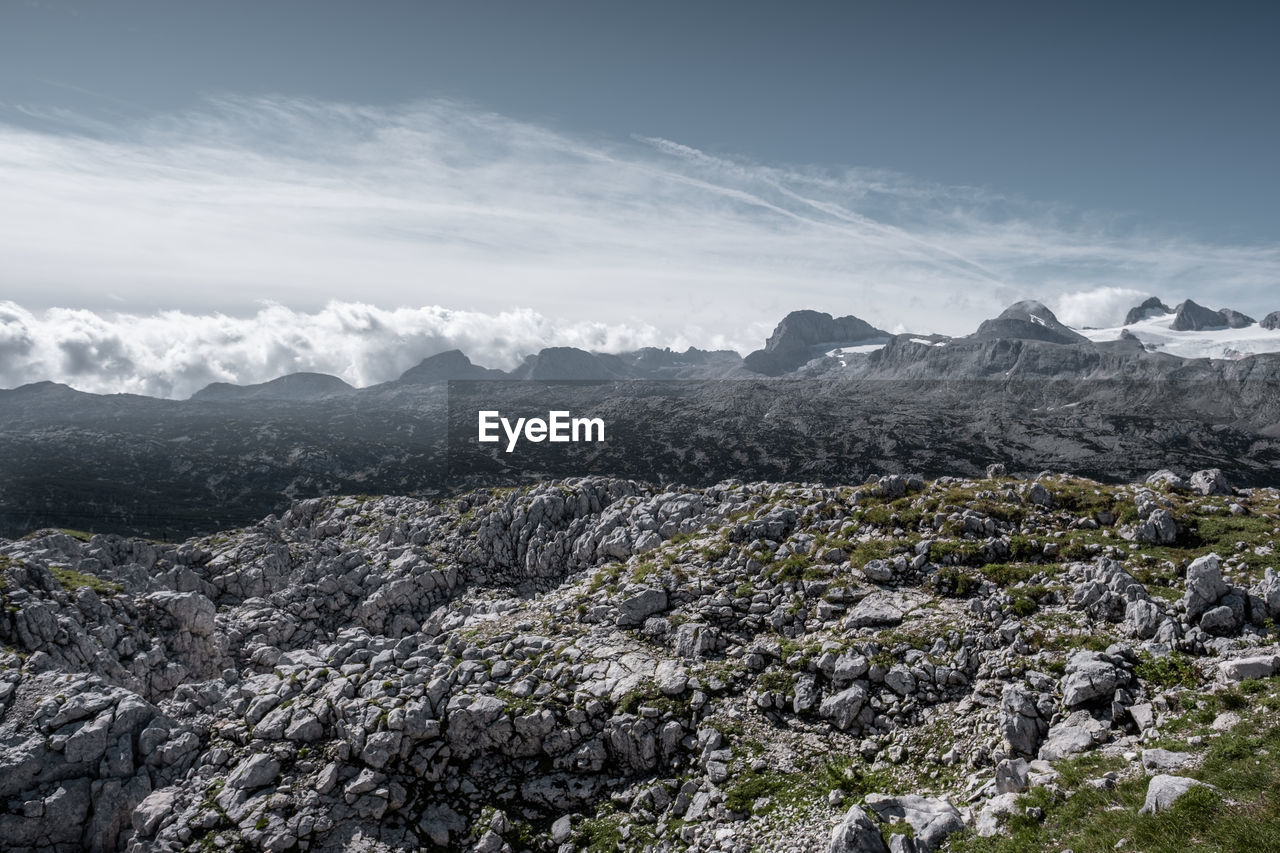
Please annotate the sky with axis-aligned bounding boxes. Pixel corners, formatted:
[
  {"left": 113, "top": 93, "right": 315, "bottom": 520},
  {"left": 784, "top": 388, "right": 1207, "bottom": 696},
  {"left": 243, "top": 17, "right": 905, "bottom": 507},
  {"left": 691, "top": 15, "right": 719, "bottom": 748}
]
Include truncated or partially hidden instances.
[{"left": 1, "top": 0, "right": 1278, "bottom": 396}]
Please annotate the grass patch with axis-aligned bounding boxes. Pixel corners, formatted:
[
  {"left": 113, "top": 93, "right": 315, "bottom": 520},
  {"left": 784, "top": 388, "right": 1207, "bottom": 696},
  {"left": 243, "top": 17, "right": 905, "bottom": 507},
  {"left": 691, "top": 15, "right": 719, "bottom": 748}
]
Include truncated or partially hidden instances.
[
  {"left": 1136, "top": 651, "right": 1199, "bottom": 690},
  {"left": 951, "top": 696, "right": 1280, "bottom": 853},
  {"left": 49, "top": 566, "right": 122, "bottom": 595}
]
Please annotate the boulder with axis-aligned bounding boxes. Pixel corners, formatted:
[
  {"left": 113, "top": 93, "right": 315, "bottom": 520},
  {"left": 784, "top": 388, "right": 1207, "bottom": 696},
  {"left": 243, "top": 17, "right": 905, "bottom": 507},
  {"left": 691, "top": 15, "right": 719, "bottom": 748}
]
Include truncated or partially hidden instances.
[
  {"left": 828, "top": 805, "right": 889, "bottom": 853},
  {"left": 616, "top": 588, "right": 668, "bottom": 626},
  {"left": 1218, "top": 655, "right": 1280, "bottom": 682},
  {"left": 1139, "top": 775, "right": 1215, "bottom": 814},
  {"left": 1184, "top": 554, "right": 1228, "bottom": 621},
  {"left": 1141, "top": 749, "right": 1192, "bottom": 771},
  {"left": 225, "top": 753, "right": 280, "bottom": 790},
  {"left": 864, "top": 793, "right": 964, "bottom": 853},
  {"left": 1061, "top": 652, "right": 1125, "bottom": 708},
  {"left": 1000, "top": 684, "right": 1047, "bottom": 757},
  {"left": 1189, "top": 469, "right": 1233, "bottom": 497},
  {"left": 1038, "top": 710, "right": 1109, "bottom": 760},
  {"left": 820, "top": 683, "right": 869, "bottom": 730},
  {"left": 1134, "top": 509, "right": 1177, "bottom": 545}
]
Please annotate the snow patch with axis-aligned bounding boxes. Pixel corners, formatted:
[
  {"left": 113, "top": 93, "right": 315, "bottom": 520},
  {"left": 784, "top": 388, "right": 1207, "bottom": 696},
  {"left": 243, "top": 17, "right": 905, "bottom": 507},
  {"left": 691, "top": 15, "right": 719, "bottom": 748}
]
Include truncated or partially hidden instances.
[{"left": 1078, "top": 312, "right": 1280, "bottom": 360}]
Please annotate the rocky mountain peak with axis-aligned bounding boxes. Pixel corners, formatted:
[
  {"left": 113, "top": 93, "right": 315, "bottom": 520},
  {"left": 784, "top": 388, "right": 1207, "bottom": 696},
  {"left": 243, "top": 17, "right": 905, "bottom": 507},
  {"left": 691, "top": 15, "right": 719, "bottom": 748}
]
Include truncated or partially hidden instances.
[
  {"left": 1123, "top": 296, "right": 1172, "bottom": 325},
  {"left": 395, "top": 349, "right": 505, "bottom": 384},
  {"left": 743, "top": 309, "right": 888, "bottom": 376},
  {"left": 511, "top": 346, "right": 627, "bottom": 381},
  {"left": 1171, "top": 299, "right": 1256, "bottom": 331},
  {"left": 971, "top": 300, "right": 1089, "bottom": 345},
  {"left": 190, "top": 372, "right": 354, "bottom": 402}
]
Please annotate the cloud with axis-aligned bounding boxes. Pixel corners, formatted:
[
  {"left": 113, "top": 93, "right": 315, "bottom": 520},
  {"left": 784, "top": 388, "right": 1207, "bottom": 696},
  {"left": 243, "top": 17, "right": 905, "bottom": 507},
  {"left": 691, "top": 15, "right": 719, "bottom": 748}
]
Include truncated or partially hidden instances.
[
  {"left": 1051, "top": 287, "right": 1154, "bottom": 328},
  {"left": 0, "top": 300, "right": 688, "bottom": 398},
  {"left": 0, "top": 95, "right": 1278, "bottom": 395}
]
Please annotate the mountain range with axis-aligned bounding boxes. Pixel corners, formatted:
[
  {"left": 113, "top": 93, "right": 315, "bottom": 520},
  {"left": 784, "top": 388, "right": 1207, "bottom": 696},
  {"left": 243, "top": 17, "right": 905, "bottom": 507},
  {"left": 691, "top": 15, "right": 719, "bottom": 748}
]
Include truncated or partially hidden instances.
[{"left": 1, "top": 297, "right": 1278, "bottom": 539}]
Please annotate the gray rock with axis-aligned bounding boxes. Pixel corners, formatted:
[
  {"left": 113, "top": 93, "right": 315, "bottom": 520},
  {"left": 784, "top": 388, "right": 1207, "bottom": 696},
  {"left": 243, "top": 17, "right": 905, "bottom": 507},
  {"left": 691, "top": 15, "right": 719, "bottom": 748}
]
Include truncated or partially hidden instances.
[
  {"left": 828, "top": 805, "right": 889, "bottom": 853},
  {"left": 1141, "top": 748, "right": 1192, "bottom": 771},
  {"left": 1145, "top": 469, "right": 1188, "bottom": 491},
  {"left": 864, "top": 793, "right": 963, "bottom": 853},
  {"left": 1124, "top": 599, "right": 1163, "bottom": 639},
  {"left": 1129, "top": 702, "right": 1156, "bottom": 731},
  {"left": 550, "top": 814, "right": 573, "bottom": 843},
  {"left": 361, "top": 731, "right": 404, "bottom": 769},
  {"left": 1135, "top": 509, "right": 1177, "bottom": 545},
  {"left": 975, "top": 791, "right": 1023, "bottom": 837},
  {"left": 617, "top": 587, "right": 668, "bottom": 626},
  {"left": 846, "top": 593, "right": 906, "bottom": 628},
  {"left": 1189, "top": 468, "right": 1233, "bottom": 497},
  {"left": 884, "top": 665, "right": 917, "bottom": 696},
  {"left": 1184, "top": 554, "right": 1228, "bottom": 621},
  {"left": 1218, "top": 655, "right": 1280, "bottom": 681},
  {"left": 1025, "top": 482, "right": 1053, "bottom": 507},
  {"left": 888, "top": 834, "right": 917, "bottom": 853},
  {"left": 793, "top": 674, "right": 822, "bottom": 714},
  {"left": 994, "top": 757, "right": 1030, "bottom": 794},
  {"left": 863, "top": 560, "right": 895, "bottom": 582},
  {"left": 1199, "top": 604, "right": 1239, "bottom": 635},
  {"left": 1038, "top": 711, "right": 1109, "bottom": 760},
  {"left": 1061, "top": 652, "right": 1124, "bottom": 708},
  {"left": 1256, "top": 568, "right": 1280, "bottom": 619},
  {"left": 226, "top": 753, "right": 281, "bottom": 790},
  {"left": 131, "top": 787, "right": 179, "bottom": 837},
  {"left": 1000, "top": 684, "right": 1047, "bottom": 757},
  {"left": 1139, "top": 774, "right": 1215, "bottom": 814},
  {"left": 820, "top": 683, "right": 869, "bottom": 730}
]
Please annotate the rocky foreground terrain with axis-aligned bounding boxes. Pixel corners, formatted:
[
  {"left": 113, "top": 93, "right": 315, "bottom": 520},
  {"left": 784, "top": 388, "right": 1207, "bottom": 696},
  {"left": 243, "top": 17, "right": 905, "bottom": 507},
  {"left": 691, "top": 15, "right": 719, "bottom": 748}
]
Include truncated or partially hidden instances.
[{"left": 3, "top": 469, "right": 1280, "bottom": 852}]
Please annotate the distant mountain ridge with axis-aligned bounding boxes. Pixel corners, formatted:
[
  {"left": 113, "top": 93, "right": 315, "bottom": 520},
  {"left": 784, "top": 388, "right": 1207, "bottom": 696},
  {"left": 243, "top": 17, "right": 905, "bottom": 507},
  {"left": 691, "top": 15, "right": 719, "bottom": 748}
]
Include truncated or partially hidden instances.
[
  {"left": 176, "top": 298, "right": 1280, "bottom": 398},
  {"left": 191, "top": 372, "right": 354, "bottom": 402}
]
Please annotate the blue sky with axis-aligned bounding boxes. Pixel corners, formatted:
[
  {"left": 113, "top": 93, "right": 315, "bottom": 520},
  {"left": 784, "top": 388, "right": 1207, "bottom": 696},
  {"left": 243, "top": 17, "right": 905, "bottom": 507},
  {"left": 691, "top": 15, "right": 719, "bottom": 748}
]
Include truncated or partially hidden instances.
[
  {"left": 6, "top": 0, "right": 1277, "bottom": 241},
  {"left": 1, "top": 1, "right": 1278, "bottom": 395}
]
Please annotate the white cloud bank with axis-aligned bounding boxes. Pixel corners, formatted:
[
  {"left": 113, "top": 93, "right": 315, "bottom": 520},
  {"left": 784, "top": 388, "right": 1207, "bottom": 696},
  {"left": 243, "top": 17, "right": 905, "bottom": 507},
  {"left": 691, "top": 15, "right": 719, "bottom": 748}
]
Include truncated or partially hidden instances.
[
  {"left": 0, "top": 301, "right": 689, "bottom": 398},
  {"left": 1, "top": 95, "right": 1278, "bottom": 396}
]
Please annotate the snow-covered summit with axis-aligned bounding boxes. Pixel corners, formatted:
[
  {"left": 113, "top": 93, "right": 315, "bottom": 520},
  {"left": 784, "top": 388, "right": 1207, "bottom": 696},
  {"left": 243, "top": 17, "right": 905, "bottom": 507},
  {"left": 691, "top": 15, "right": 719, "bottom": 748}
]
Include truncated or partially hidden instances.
[{"left": 1081, "top": 298, "right": 1280, "bottom": 360}]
